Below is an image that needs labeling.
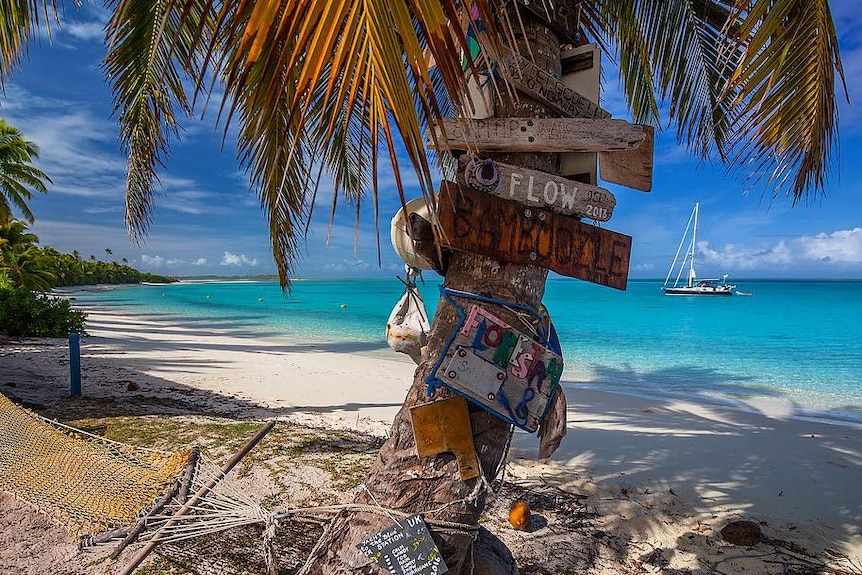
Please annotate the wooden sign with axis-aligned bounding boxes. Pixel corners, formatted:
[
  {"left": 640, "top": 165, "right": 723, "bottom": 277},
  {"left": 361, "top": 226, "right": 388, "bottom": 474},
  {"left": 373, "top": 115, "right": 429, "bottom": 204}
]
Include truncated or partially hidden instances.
[
  {"left": 430, "top": 118, "right": 648, "bottom": 154},
  {"left": 409, "top": 396, "right": 480, "bottom": 481},
  {"left": 504, "top": 49, "right": 610, "bottom": 120},
  {"left": 458, "top": 156, "right": 616, "bottom": 221},
  {"left": 510, "top": 0, "right": 580, "bottom": 44},
  {"left": 357, "top": 514, "right": 447, "bottom": 575},
  {"left": 560, "top": 44, "right": 601, "bottom": 182},
  {"left": 437, "top": 181, "right": 631, "bottom": 290},
  {"left": 430, "top": 304, "right": 562, "bottom": 432},
  {"left": 600, "top": 125, "right": 655, "bottom": 192}
]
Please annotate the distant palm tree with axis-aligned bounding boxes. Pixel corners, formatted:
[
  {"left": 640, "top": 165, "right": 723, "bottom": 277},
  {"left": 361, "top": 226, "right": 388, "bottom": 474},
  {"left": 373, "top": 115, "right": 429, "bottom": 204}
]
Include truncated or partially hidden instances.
[
  {"left": 0, "top": 119, "right": 51, "bottom": 224},
  {"left": 0, "top": 220, "right": 39, "bottom": 253},
  {"left": 0, "top": 2, "right": 846, "bottom": 572},
  {"left": 104, "top": 248, "right": 113, "bottom": 261}
]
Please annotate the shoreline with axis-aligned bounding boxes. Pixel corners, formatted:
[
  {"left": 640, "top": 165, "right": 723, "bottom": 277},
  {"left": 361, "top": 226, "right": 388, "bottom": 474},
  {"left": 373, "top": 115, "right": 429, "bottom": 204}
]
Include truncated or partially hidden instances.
[
  {"left": 68, "top": 287, "right": 862, "bottom": 431},
  {"left": 2, "top": 304, "right": 860, "bottom": 570}
]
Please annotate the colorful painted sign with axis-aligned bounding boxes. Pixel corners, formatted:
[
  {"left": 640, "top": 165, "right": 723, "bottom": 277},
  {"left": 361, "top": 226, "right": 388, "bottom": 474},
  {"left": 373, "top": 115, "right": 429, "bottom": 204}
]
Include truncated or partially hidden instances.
[
  {"left": 437, "top": 182, "right": 632, "bottom": 290},
  {"left": 357, "top": 514, "right": 447, "bottom": 575},
  {"left": 430, "top": 303, "right": 562, "bottom": 432}
]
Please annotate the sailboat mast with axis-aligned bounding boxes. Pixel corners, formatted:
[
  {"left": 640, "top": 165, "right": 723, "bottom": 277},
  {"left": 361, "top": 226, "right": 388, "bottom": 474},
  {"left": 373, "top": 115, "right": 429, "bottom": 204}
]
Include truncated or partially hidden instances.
[{"left": 688, "top": 202, "right": 699, "bottom": 287}]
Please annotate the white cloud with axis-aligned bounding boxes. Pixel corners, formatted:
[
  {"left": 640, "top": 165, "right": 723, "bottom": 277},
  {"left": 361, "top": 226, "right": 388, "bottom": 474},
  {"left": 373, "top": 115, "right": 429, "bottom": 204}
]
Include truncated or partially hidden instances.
[
  {"left": 698, "top": 240, "right": 794, "bottom": 270},
  {"left": 696, "top": 228, "right": 862, "bottom": 270},
  {"left": 221, "top": 251, "right": 258, "bottom": 266},
  {"left": 192, "top": 257, "right": 208, "bottom": 266},
  {"left": 61, "top": 21, "right": 105, "bottom": 42},
  {"left": 323, "top": 259, "right": 376, "bottom": 273},
  {"left": 141, "top": 254, "right": 165, "bottom": 267},
  {"left": 166, "top": 258, "right": 185, "bottom": 266},
  {"left": 795, "top": 228, "right": 862, "bottom": 263}
]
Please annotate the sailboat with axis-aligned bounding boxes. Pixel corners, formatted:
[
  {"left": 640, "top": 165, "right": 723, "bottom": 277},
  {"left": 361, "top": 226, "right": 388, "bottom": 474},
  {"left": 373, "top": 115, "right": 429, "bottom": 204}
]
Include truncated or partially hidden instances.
[{"left": 662, "top": 202, "right": 736, "bottom": 296}]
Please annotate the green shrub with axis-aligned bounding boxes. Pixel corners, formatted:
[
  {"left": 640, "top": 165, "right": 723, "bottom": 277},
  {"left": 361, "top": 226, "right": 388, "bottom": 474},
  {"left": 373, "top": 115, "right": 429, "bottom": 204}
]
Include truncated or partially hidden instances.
[{"left": 0, "top": 287, "right": 87, "bottom": 337}]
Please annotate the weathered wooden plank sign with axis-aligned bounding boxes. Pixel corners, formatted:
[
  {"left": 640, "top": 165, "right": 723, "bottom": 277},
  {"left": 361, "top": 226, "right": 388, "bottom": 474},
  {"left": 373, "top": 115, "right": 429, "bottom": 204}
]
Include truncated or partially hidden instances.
[
  {"left": 559, "top": 44, "right": 601, "bottom": 182},
  {"left": 409, "top": 396, "right": 480, "bottom": 481},
  {"left": 430, "top": 303, "right": 562, "bottom": 432},
  {"left": 599, "top": 125, "right": 655, "bottom": 192},
  {"left": 458, "top": 156, "right": 616, "bottom": 221},
  {"left": 437, "top": 181, "right": 631, "bottom": 290},
  {"left": 504, "top": 49, "right": 610, "bottom": 120},
  {"left": 510, "top": 0, "right": 580, "bottom": 43},
  {"left": 430, "top": 118, "right": 648, "bottom": 153},
  {"left": 357, "top": 514, "right": 447, "bottom": 575}
]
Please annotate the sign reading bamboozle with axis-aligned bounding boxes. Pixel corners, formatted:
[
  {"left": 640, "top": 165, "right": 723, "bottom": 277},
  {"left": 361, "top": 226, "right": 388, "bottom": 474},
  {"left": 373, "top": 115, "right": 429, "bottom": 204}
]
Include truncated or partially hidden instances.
[
  {"left": 430, "top": 303, "right": 562, "bottom": 432},
  {"left": 437, "top": 182, "right": 631, "bottom": 290}
]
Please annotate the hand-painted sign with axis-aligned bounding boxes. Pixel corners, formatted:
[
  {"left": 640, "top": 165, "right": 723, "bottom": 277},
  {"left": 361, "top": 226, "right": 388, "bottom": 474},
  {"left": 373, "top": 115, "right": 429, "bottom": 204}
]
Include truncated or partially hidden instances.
[
  {"left": 410, "top": 396, "right": 480, "bottom": 481},
  {"left": 437, "top": 182, "right": 631, "bottom": 290},
  {"left": 459, "top": 156, "right": 616, "bottom": 221},
  {"left": 431, "top": 303, "right": 562, "bottom": 432},
  {"left": 357, "top": 514, "right": 447, "bottom": 575},
  {"left": 430, "top": 118, "right": 648, "bottom": 153},
  {"left": 504, "top": 49, "right": 610, "bottom": 120}
]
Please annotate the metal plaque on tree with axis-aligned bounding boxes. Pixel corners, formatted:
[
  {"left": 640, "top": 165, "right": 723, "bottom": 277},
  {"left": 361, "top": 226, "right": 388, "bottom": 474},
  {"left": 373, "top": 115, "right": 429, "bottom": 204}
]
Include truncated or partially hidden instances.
[
  {"left": 410, "top": 396, "right": 480, "bottom": 480},
  {"left": 357, "top": 514, "right": 447, "bottom": 575},
  {"left": 437, "top": 181, "right": 631, "bottom": 290},
  {"left": 429, "top": 303, "right": 562, "bottom": 432}
]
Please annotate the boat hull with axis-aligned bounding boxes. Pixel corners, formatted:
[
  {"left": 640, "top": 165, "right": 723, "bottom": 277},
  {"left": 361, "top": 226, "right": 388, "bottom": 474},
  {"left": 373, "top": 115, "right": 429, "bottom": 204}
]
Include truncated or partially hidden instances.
[{"left": 662, "top": 286, "right": 734, "bottom": 296}]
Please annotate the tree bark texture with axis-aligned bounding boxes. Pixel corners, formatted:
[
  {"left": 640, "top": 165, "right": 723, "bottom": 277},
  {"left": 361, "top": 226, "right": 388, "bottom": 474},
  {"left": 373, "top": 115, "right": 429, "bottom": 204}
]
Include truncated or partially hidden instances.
[{"left": 302, "top": 17, "right": 561, "bottom": 575}]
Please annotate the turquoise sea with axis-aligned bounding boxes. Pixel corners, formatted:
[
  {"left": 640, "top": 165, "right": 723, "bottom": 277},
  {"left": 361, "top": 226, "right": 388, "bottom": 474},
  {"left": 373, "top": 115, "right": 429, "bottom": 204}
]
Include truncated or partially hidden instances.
[{"left": 67, "top": 278, "right": 862, "bottom": 427}]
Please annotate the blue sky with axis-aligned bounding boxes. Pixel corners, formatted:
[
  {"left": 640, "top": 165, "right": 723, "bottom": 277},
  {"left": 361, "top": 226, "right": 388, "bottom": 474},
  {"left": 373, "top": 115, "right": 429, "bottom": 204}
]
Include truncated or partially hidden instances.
[{"left": 2, "top": 2, "right": 861, "bottom": 280}]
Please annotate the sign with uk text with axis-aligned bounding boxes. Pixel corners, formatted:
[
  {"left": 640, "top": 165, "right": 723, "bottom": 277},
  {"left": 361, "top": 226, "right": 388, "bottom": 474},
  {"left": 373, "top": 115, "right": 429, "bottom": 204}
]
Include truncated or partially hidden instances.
[
  {"left": 357, "top": 514, "right": 447, "bottom": 575},
  {"left": 437, "top": 182, "right": 631, "bottom": 290},
  {"left": 430, "top": 303, "right": 562, "bottom": 432}
]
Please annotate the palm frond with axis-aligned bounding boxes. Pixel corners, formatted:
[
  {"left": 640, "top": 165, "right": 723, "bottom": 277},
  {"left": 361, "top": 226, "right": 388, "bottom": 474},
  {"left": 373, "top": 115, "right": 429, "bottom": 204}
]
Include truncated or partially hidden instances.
[
  {"left": 103, "top": 0, "right": 215, "bottom": 240},
  {"left": 0, "top": 0, "right": 59, "bottom": 87},
  {"left": 723, "top": 0, "right": 844, "bottom": 203},
  {"left": 143, "top": 0, "right": 507, "bottom": 285}
]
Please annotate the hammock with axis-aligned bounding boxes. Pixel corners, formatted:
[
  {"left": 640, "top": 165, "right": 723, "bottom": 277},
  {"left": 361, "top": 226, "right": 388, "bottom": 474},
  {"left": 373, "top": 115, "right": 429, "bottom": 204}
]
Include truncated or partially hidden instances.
[{"left": 0, "top": 392, "right": 190, "bottom": 536}]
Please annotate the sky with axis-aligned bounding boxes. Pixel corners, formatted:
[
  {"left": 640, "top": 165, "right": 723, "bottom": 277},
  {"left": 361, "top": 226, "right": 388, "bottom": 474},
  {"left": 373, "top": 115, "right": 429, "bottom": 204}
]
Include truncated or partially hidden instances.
[{"left": 1, "top": 2, "right": 861, "bottom": 281}]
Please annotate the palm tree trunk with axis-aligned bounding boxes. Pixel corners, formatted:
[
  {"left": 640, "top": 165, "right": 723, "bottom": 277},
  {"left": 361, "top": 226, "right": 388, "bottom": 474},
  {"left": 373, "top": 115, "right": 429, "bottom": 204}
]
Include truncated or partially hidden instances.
[{"left": 303, "top": 17, "right": 561, "bottom": 575}]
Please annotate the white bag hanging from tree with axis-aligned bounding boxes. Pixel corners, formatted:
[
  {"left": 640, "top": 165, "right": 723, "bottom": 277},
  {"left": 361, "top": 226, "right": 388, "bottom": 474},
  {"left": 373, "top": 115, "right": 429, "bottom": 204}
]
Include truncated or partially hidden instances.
[{"left": 385, "top": 268, "right": 430, "bottom": 365}]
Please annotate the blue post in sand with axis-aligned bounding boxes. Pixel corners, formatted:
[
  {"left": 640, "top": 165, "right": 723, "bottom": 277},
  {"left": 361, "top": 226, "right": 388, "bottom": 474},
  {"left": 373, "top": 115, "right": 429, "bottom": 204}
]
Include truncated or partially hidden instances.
[{"left": 69, "top": 333, "right": 81, "bottom": 397}]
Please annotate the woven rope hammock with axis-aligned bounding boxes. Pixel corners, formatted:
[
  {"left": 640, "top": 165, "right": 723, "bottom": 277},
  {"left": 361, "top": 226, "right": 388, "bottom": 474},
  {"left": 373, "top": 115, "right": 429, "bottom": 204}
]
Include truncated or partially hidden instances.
[{"left": 0, "top": 392, "right": 190, "bottom": 536}]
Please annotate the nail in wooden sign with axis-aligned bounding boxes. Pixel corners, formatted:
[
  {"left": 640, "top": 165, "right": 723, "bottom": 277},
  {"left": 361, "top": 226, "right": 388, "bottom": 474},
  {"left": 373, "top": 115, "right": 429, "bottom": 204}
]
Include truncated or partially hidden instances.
[
  {"left": 437, "top": 181, "right": 631, "bottom": 290},
  {"left": 430, "top": 117, "right": 648, "bottom": 154},
  {"left": 504, "top": 49, "right": 610, "bottom": 120},
  {"left": 459, "top": 156, "right": 616, "bottom": 221},
  {"left": 429, "top": 305, "right": 562, "bottom": 432},
  {"left": 410, "top": 395, "right": 480, "bottom": 480}
]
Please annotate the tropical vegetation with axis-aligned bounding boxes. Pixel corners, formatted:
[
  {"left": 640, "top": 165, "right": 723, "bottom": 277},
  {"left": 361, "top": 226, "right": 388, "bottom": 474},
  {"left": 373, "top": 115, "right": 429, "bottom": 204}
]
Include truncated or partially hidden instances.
[
  {"left": 0, "top": 219, "right": 174, "bottom": 336},
  {"left": 0, "top": 119, "right": 51, "bottom": 224},
  {"left": 0, "top": 1, "right": 847, "bottom": 572}
]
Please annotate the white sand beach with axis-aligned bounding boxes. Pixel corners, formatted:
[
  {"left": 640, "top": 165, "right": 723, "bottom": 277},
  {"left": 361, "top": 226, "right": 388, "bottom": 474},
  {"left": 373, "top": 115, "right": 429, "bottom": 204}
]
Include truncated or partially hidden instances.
[{"left": 1, "top": 305, "right": 861, "bottom": 574}]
